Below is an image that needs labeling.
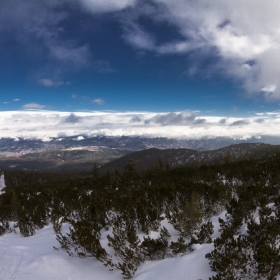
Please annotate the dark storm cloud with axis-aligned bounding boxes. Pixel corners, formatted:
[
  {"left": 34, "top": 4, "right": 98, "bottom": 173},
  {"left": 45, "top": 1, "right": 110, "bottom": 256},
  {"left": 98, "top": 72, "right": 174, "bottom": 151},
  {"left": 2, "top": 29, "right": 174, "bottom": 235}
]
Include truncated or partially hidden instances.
[
  {"left": 254, "top": 118, "right": 265, "bottom": 123},
  {"left": 193, "top": 118, "right": 206, "bottom": 125},
  {"left": 130, "top": 116, "right": 142, "bottom": 123},
  {"left": 63, "top": 113, "right": 81, "bottom": 123},
  {"left": 219, "top": 118, "right": 227, "bottom": 125},
  {"left": 229, "top": 120, "right": 249, "bottom": 126},
  {"left": 145, "top": 111, "right": 207, "bottom": 126},
  {"left": 150, "top": 112, "right": 195, "bottom": 125}
]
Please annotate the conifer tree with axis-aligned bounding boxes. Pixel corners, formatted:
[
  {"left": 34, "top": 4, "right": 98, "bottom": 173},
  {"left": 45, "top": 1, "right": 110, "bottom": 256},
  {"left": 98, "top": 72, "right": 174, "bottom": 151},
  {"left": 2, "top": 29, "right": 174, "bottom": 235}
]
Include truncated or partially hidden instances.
[
  {"left": 166, "top": 192, "right": 204, "bottom": 239},
  {"left": 92, "top": 163, "right": 101, "bottom": 179}
]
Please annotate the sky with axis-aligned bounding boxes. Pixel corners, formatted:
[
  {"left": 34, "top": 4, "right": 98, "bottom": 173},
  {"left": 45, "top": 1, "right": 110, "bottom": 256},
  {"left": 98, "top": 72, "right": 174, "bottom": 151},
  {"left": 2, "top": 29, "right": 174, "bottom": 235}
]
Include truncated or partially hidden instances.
[{"left": 1, "top": 0, "right": 280, "bottom": 140}]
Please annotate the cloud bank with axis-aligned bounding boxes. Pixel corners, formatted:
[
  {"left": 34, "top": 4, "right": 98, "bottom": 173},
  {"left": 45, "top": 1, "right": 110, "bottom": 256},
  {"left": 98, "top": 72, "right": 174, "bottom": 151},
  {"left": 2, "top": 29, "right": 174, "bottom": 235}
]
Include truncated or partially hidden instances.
[{"left": 1, "top": 110, "right": 280, "bottom": 141}]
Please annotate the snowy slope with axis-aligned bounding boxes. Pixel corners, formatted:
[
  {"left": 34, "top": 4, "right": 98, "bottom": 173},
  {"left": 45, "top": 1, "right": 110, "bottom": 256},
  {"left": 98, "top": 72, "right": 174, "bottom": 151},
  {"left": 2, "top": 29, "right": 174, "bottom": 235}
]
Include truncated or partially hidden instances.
[
  {"left": 0, "top": 213, "right": 225, "bottom": 280},
  {"left": 0, "top": 174, "right": 5, "bottom": 194},
  {"left": 0, "top": 225, "right": 121, "bottom": 280},
  {"left": 0, "top": 174, "right": 5, "bottom": 189}
]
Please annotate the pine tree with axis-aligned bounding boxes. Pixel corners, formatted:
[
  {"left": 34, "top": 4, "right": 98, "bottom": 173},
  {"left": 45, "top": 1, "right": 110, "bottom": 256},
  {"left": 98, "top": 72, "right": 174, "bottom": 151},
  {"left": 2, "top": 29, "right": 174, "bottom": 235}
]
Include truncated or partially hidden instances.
[
  {"left": 92, "top": 163, "right": 101, "bottom": 179},
  {"left": 140, "top": 226, "right": 170, "bottom": 260},
  {"left": 107, "top": 218, "right": 143, "bottom": 279},
  {"left": 11, "top": 191, "right": 35, "bottom": 237},
  {"left": 166, "top": 192, "right": 204, "bottom": 239},
  {"left": 169, "top": 236, "right": 190, "bottom": 255}
]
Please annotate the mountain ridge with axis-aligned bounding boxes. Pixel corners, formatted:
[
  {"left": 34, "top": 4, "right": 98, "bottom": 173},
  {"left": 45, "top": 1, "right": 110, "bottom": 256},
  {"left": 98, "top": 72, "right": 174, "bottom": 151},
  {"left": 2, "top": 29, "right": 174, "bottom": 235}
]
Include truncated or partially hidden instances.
[
  {"left": 0, "top": 136, "right": 280, "bottom": 171},
  {"left": 101, "top": 142, "right": 280, "bottom": 172}
]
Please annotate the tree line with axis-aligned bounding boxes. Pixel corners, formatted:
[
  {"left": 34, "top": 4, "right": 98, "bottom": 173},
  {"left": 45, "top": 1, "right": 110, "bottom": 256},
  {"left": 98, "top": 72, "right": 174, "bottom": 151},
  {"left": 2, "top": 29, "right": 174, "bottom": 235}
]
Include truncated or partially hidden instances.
[{"left": 1, "top": 154, "right": 280, "bottom": 278}]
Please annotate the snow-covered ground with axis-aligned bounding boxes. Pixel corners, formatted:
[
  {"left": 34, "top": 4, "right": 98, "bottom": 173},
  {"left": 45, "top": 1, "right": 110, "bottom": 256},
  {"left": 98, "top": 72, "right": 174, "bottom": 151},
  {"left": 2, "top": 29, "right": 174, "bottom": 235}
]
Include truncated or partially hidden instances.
[
  {"left": 0, "top": 174, "right": 5, "bottom": 189},
  {"left": 0, "top": 174, "right": 5, "bottom": 194},
  {"left": 0, "top": 213, "right": 225, "bottom": 280}
]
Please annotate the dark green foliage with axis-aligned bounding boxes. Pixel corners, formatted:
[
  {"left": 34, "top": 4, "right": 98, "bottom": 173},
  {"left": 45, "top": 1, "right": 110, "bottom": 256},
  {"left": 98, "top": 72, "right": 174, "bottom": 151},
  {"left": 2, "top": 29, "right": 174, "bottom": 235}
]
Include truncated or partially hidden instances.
[
  {"left": 92, "top": 163, "right": 101, "bottom": 179},
  {"left": 153, "top": 157, "right": 167, "bottom": 172},
  {"left": 195, "top": 220, "right": 214, "bottom": 244},
  {"left": 102, "top": 143, "right": 280, "bottom": 173},
  {"left": 247, "top": 210, "right": 280, "bottom": 279},
  {"left": 166, "top": 192, "right": 204, "bottom": 239},
  {"left": 206, "top": 169, "right": 280, "bottom": 280},
  {"left": 107, "top": 218, "right": 143, "bottom": 279},
  {"left": 169, "top": 236, "right": 190, "bottom": 255},
  {"left": 2, "top": 152, "right": 280, "bottom": 278},
  {"left": 11, "top": 191, "right": 35, "bottom": 237},
  {"left": 140, "top": 226, "right": 170, "bottom": 260},
  {"left": 206, "top": 233, "right": 251, "bottom": 279},
  {"left": 57, "top": 220, "right": 113, "bottom": 267},
  {"left": 124, "top": 158, "right": 136, "bottom": 174}
]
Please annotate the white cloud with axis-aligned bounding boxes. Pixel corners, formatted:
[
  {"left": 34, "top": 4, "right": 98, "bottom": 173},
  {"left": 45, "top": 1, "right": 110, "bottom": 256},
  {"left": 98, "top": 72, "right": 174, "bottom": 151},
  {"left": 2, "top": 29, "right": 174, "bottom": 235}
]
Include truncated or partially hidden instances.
[
  {"left": 1, "top": 110, "right": 280, "bottom": 140},
  {"left": 261, "top": 85, "right": 277, "bottom": 93},
  {"left": 49, "top": 44, "right": 91, "bottom": 66},
  {"left": 122, "top": 21, "right": 155, "bottom": 50},
  {"left": 13, "top": 98, "right": 20, "bottom": 102},
  {"left": 157, "top": 41, "right": 195, "bottom": 54},
  {"left": 71, "top": 94, "right": 105, "bottom": 105},
  {"left": 38, "top": 79, "right": 66, "bottom": 87},
  {"left": 22, "top": 103, "right": 46, "bottom": 110},
  {"left": 0, "top": 0, "right": 91, "bottom": 70},
  {"left": 120, "top": 0, "right": 280, "bottom": 99},
  {"left": 92, "top": 99, "right": 104, "bottom": 105},
  {"left": 39, "top": 79, "right": 55, "bottom": 87},
  {"left": 93, "top": 60, "right": 116, "bottom": 73},
  {"left": 80, "top": 0, "right": 137, "bottom": 13}
]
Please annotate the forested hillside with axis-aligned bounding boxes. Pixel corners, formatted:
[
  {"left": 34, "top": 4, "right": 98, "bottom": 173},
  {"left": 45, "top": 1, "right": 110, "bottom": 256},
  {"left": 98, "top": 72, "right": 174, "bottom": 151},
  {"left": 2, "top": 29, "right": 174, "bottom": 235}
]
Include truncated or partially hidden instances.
[
  {"left": 1, "top": 153, "right": 280, "bottom": 279},
  {"left": 101, "top": 143, "right": 280, "bottom": 172}
]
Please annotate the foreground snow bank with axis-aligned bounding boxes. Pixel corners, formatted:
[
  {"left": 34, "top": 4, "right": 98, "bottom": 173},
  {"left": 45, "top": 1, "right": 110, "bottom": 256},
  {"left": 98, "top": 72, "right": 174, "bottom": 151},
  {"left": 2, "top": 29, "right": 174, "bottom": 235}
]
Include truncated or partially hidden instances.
[
  {"left": 0, "top": 212, "right": 226, "bottom": 280},
  {"left": 135, "top": 244, "right": 215, "bottom": 280},
  {"left": 0, "top": 225, "right": 121, "bottom": 280}
]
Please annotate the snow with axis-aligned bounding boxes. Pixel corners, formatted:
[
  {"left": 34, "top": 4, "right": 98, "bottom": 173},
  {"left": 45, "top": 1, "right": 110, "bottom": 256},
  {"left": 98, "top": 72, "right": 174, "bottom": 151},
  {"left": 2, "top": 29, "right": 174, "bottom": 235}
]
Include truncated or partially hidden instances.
[
  {"left": 135, "top": 244, "right": 215, "bottom": 280},
  {"left": 0, "top": 213, "right": 226, "bottom": 280},
  {"left": 0, "top": 225, "right": 122, "bottom": 280},
  {"left": 0, "top": 174, "right": 6, "bottom": 194}
]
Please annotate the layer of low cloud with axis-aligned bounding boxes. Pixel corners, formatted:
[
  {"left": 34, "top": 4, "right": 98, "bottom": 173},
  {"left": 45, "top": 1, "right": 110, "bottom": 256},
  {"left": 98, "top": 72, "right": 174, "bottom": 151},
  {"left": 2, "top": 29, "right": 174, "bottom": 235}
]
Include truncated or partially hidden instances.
[{"left": 1, "top": 110, "right": 280, "bottom": 141}]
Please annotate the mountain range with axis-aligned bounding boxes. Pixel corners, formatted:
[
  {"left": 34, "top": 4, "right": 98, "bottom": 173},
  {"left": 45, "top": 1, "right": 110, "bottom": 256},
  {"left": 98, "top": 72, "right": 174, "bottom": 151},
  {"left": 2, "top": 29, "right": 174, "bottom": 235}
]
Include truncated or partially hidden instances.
[
  {"left": 0, "top": 135, "right": 280, "bottom": 171},
  {"left": 101, "top": 142, "right": 280, "bottom": 172}
]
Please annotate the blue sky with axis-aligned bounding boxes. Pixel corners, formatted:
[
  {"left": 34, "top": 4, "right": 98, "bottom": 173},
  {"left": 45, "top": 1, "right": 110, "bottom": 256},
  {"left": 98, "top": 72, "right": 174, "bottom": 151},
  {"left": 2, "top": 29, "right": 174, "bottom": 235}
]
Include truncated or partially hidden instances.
[
  {"left": 1, "top": 1, "right": 280, "bottom": 141},
  {"left": 1, "top": 0, "right": 280, "bottom": 116}
]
